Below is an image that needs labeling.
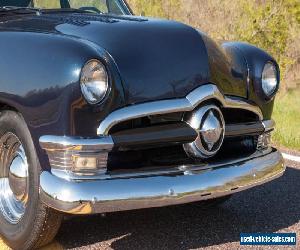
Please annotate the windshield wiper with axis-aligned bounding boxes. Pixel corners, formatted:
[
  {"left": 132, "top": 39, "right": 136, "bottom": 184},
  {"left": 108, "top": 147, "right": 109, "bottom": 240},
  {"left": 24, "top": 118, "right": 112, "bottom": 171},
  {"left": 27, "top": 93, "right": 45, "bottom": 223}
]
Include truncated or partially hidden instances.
[{"left": 0, "top": 6, "right": 41, "bottom": 15}]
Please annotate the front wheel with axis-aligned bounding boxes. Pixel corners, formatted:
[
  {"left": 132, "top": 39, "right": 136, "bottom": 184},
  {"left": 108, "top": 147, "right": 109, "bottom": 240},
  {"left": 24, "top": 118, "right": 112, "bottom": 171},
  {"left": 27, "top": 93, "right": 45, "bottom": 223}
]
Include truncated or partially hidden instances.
[{"left": 0, "top": 110, "right": 62, "bottom": 250}]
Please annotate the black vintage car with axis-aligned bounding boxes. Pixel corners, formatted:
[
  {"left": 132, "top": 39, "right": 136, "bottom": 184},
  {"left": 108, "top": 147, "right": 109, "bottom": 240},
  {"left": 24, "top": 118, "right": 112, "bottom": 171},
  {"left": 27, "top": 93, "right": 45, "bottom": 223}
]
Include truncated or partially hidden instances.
[{"left": 0, "top": 0, "right": 285, "bottom": 249}]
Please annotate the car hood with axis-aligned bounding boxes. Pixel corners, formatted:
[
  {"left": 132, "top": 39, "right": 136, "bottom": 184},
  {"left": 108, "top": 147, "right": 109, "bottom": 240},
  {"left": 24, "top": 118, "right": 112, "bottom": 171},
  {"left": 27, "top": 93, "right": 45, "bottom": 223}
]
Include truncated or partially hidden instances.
[{"left": 2, "top": 13, "right": 247, "bottom": 104}]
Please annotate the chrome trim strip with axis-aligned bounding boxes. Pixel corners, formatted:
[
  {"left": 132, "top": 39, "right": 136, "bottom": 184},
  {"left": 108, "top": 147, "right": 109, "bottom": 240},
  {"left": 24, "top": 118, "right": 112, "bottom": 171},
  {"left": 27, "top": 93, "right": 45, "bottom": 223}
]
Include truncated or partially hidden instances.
[
  {"left": 97, "top": 84, "right": 263, "bottom": 135},
  {"left": 40, "top": 149, "right": 284, "bottom": 214},
  {"left": 39, "top": 135, "right": 114, "bottom": 152}
]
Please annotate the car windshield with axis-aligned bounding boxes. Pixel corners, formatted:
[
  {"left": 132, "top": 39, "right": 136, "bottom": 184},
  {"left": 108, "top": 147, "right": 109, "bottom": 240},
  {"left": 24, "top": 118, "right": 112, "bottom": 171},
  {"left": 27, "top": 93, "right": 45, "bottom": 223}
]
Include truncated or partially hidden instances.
[{"left": 0, "top": 0, "right": 130, "bottom": 15}]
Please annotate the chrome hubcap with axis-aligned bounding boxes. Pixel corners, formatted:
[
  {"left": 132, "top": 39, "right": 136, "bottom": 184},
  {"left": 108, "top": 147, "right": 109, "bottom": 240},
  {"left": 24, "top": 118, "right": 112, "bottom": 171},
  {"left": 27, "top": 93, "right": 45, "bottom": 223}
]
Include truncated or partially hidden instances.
[{"left": 0, "top": 133, "right": 28, "bottom": 224}]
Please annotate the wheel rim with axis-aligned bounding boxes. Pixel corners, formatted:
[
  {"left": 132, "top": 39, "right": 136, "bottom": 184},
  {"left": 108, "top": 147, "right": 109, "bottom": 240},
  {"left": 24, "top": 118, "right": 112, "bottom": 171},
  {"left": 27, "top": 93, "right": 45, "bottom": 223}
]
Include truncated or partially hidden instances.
[{"left": 0, "top": 133, "right": 29, "bottom": 224}]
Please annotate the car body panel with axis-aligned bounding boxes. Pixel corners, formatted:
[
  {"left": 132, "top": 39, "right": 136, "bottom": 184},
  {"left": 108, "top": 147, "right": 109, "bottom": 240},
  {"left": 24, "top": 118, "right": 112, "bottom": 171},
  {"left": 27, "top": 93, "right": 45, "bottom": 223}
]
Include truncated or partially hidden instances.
[
  {"left": 0, "top": 13, "right": 249, "bottom": 103},
  {"left": 0, "top": 12, "right": 277, "bottom": 171},
  {"left": 0, "top": 30, "right": 125, "bottom": 169}
]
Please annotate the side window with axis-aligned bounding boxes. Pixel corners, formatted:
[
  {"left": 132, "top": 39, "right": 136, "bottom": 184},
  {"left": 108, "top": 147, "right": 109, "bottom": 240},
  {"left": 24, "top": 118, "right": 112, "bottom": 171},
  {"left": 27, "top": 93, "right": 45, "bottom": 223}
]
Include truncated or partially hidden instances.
[
  {"left": 33, "top": 0, "right": 61, "bottom": 8},
  {"left": 68, "top": 0, "right": 108, "bottom": 13},
  {"left": 1, "top": 0, "right": 31, "bottom": 7},
  {"left": 107, "top": 0, "right": 124, "bottom": 15}
]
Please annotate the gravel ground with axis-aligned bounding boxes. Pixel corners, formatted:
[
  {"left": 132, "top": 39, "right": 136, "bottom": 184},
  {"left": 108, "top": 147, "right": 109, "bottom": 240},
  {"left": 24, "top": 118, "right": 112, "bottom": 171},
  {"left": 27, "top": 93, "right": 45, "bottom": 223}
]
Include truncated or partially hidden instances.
[{"left": 1, "top": 160, "right": 298, "bottom": 250}]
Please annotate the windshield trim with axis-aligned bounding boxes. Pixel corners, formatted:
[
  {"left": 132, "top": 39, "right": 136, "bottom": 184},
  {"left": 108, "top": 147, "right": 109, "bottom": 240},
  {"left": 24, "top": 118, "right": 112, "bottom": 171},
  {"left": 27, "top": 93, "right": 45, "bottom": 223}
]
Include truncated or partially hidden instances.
[{"left": 118, "top": 0, "right": 132, "bottom": 15}]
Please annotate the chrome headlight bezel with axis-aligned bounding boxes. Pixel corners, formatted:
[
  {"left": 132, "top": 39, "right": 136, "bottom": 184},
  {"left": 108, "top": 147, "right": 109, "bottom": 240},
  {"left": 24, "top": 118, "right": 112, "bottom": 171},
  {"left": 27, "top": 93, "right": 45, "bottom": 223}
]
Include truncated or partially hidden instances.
[
  {"left": 80, "top": 59, "right": 110, "bottom": 105},
  {"left": 261, "top": 61, "right": 280, "bottom": 100}
]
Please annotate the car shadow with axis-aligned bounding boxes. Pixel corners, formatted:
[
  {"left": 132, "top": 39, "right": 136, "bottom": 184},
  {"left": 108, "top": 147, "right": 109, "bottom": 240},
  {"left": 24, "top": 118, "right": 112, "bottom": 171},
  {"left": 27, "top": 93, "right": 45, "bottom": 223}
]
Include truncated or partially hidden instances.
[{"left": 56, "top": 166, "right": 300, "bottom": 249}]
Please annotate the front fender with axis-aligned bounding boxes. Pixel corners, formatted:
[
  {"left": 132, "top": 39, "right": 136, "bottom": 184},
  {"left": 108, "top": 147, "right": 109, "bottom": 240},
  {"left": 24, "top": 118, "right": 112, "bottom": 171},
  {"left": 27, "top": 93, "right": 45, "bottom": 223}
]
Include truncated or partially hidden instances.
[
  {"left": 223, "top": 42, "right": 278, "bottom": 119},
  {"left": 0, "top": 31, "right": 125, "bottom": 170}
]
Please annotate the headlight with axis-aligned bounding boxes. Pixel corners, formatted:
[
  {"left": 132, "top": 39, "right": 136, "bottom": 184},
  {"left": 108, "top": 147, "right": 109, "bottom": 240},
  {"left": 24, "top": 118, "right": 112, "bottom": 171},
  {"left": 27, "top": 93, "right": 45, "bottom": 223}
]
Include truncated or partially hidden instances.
[
  {"left": 80, "top": 59, "right": 109, "bottom": 104},
  {"left": 262, "top": 62, "right": 279, "bottom": 97}
]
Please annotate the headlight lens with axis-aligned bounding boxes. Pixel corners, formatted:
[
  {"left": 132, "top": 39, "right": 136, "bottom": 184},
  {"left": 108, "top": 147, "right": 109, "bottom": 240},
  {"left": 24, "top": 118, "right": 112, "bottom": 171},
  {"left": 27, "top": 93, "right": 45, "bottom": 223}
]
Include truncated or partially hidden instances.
[
  {"left": 80, "top": 60, "right": 109, "bottom": 104},
  {"left": 262, "top": 62, "right": 278, "bottom": 97}
]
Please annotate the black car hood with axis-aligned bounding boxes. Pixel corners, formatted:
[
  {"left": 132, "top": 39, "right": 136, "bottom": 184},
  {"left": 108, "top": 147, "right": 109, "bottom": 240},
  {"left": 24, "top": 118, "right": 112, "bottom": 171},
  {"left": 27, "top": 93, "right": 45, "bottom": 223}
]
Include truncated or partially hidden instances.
[
  {"left": 1, "top": 13, "right": 247, "bottom": 104},
  {"left": 53, "top": 13, "right": 211, "bottom": 104}
]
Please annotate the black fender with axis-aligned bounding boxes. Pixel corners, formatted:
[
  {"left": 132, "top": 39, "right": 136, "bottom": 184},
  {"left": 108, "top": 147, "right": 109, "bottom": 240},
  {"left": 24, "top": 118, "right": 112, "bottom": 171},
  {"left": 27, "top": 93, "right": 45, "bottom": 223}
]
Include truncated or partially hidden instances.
[
  {"left": 0, "top": 31, "right": 125, "bottom": 169},
  {"left": 222, "top": 42, "right": 279, "bottom": 119}
]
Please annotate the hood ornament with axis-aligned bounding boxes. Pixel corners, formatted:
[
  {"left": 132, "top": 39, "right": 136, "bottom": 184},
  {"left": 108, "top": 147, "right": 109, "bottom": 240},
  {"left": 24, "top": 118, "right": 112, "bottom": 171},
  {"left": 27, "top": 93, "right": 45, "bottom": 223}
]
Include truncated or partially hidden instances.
[{"left": 183, "top": 105, "right": 225, "bottom": 158}]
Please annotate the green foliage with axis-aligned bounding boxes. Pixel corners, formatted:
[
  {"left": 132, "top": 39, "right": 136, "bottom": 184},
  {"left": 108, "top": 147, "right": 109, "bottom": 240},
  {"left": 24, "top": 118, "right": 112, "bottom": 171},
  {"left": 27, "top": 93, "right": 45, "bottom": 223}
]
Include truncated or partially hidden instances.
[
  {"left": 34, "top": 0, "right": 60, "bottom": 8},
  {"left": 34, "top": 0, "right": 108, "bottom": 11},
  {"left": 284, "top": 0, "right": 300, "bottom": 24},
  {"left": 273, "top": 88, "right": 300, "bottom": 150},
  {"left": 233, "top": 0, "right": 292, "bottom": 82},
  {"left": 129, "top": 0, "right": 163, "bottom": 17},
  {"left": 128, "top": 0, "right": 180, "bottom": 18}
]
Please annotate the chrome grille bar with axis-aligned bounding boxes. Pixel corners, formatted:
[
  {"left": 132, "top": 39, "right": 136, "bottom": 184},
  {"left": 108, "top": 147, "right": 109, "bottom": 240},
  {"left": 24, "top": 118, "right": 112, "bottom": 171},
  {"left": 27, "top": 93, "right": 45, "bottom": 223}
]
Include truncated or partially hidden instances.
[{"left": 97, "top": 84, "right": 263, "bottom": 135}]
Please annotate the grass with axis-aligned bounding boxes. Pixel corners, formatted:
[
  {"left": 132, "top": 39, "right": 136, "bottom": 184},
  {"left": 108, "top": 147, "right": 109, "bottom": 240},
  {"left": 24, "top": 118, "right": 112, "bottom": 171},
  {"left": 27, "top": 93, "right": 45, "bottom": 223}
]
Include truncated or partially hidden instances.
[{"left": 272, "top": 88, "right": 300, "bottom": 151}]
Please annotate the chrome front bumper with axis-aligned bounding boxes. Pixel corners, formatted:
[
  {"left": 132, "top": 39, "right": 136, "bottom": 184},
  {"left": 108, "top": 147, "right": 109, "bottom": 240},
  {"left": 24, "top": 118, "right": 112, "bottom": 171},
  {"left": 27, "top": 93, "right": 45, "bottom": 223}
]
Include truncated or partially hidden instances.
[{"left": 39, "top": 149, "right": 285, "bottom": 214}]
